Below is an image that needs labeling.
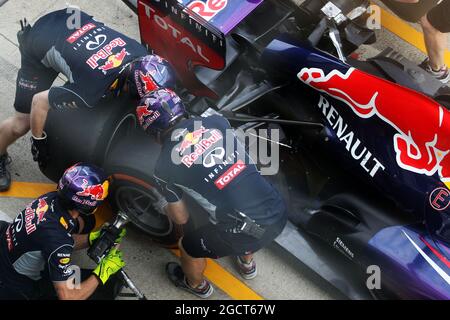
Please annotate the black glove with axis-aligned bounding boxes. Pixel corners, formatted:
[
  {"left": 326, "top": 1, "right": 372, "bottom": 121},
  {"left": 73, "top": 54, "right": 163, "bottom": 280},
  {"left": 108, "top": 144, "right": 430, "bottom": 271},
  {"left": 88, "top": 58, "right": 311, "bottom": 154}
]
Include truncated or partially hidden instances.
[{"left": 31, "top": 132, "right": 49, "bottom": 168}]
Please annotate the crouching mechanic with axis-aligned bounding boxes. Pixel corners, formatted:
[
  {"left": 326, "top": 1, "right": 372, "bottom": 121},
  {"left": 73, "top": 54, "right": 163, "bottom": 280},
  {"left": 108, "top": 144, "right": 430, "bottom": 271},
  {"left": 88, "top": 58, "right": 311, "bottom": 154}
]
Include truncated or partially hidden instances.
[
  {"left": 0, "top": 8, "right": 177, "bottom": 191},
  {"left": 0, "top": 163, "right": 126, "bottom": 300},
  {"left": 136, "top": 89, "right": 288, "bottom": 298}
]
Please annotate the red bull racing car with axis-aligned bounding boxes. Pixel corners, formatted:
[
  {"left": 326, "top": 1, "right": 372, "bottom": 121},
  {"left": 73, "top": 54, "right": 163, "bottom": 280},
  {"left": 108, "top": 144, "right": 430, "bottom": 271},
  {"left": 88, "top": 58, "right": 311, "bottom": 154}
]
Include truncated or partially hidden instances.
[{"left": 41, "top": 0, "right": 450, "bottom": 299}]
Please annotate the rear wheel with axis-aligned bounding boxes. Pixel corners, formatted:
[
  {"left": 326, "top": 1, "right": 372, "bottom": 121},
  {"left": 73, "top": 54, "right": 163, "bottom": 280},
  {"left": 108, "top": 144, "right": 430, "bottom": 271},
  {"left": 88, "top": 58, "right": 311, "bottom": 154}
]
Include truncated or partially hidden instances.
[{"left": 110, "top": 174, "right": 182, "bottom": 247}]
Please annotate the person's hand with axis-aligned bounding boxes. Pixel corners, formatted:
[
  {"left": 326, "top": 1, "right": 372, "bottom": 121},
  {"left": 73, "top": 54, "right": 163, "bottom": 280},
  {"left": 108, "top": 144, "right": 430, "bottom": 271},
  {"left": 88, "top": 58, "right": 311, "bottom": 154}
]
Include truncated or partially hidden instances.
[
  {"left": 89, "top": 226, "right": 127, "bottom": 246},
  {"left": 31, "top": 132, "right": 49, "bottom": 168},
  {"left": 93, "top": 248, "right": 125, "bottom": 285}
]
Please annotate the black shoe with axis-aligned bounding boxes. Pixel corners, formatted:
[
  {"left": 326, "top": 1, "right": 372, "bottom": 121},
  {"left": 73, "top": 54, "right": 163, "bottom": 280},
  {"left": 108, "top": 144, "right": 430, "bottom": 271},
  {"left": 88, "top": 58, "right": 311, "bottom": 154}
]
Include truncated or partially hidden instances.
[
  {"left": 419, "top": 58, "right": 450, "bottom": 84},
  {"left": 0, "top": 154, "right": 11, "bottom": 192},
  {"left": 166, "top": 262, "right": 214, "bottom": 299}
]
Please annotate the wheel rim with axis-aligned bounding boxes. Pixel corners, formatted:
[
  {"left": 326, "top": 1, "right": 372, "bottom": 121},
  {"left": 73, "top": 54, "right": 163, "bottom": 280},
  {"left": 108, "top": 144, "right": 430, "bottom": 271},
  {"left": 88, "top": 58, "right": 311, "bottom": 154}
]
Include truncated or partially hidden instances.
[{"left": 115, "top": 185, "right": 173, "bottom": 237}]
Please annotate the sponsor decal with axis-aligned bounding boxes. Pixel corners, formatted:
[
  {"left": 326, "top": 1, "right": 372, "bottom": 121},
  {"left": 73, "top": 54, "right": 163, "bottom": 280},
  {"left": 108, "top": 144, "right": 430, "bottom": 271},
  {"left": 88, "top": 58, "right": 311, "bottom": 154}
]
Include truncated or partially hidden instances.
[
  {"left": 18, "top": 78, "right": 38, "bottom": 90},
  {"left": 187, "top": 0, "right": 228, "bottom": 22},
  {"left": 316, "top": 95, "right": 385, "bottom": 177},
  {"left": 59, "top": 258, "right": 71, "bottom": 265},
  {"left": 76, "top": 179, "right": 109, "bottom": 201},
  {"left": 333, "top": 237, "right": 355, "bottom": 259},
  {"left": 429, "top": 187, "right": 450, "bottom": 211},
  {"left": 177, "top": 127, "right": 209, "bottom": 154},
  {"left": 203, "top": 147, "right": 225, "bottom": 168},
  {"left": 66, "top": 23, "right": 96, "bottom": 44},
  {"left": 136, "top": 106, "right": 161, "bottom": 130},
  {"left": 86, "top": 37, "right": 128, "bottom": 72},
  {"left": 135, "top": 71, "right": 159, "bottom": 97},
  {"left": 85, "top": 34, "right": 108, "bottom": 50},
  {"left": 181, "top": 129, "right": 223, "bottom": 168},
  {"left": 203, "top": 149, "right": 240, "bottom": 183},
  {"left": 140, "top": 1, "right": 217, "bottom": 63},
  {"left": 214, "top": 160, "right": 246, "bottom": 190},
  {"left": 24, "top": 205, "right": 36, "bottom": 235},
  {"left": 299, "top": 67, "right": 450, "bottom": 188},
  {"left": 36, "top": 198, "right": 49, "bottom": 225},
  {"left": 60, "top": 217, "right": 69, "bottom": 230}
]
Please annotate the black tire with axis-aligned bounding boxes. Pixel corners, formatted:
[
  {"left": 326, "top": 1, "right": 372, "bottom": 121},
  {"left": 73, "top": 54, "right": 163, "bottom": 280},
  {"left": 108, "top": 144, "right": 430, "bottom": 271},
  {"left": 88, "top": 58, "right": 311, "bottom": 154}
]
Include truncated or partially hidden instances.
[{"left": 42, "top": 95, "right": 135, "bottom": 182}]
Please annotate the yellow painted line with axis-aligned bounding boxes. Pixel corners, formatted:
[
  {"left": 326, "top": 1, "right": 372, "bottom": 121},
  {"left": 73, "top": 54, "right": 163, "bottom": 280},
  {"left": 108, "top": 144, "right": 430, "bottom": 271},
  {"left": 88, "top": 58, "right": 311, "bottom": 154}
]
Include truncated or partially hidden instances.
[
  {"left": 171, "top": 249, "right": 264, "bottom": 300},
  {"left": 0, "top": 182, "right": 56, "bottom": 199},
  {"left": 375, "top": 3, "right": 450, "bottom": 66}
]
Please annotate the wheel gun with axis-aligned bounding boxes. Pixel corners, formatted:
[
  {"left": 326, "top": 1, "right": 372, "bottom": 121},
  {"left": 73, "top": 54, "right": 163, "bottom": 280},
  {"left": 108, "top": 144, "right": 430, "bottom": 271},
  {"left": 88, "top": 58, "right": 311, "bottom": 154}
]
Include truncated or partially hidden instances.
[{"left": 87, "top": 212, "right": 147, "bottom": 300}]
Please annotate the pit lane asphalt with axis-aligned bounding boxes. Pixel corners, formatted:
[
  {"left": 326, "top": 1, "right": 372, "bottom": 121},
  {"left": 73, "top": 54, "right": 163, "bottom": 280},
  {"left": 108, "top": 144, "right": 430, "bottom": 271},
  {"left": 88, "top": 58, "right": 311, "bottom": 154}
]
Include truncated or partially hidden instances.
[{"left": 0, "top": 0, "right": 447, "bottom": 301}]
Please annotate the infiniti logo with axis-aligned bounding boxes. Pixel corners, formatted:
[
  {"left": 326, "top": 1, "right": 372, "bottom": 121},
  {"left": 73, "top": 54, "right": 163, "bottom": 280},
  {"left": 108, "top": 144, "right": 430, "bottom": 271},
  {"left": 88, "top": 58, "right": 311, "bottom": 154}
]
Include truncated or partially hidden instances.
[
  {"left": 203, "top": 147, "right": 225, "bottom": 168},
  {"left": 86, "top": 34, "right": 107, "bottom": 50}
]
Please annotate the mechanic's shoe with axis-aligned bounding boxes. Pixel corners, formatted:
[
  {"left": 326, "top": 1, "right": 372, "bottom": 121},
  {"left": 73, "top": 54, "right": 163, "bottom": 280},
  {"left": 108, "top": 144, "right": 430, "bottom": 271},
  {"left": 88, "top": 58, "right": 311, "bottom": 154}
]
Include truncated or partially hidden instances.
[
  {"left": 419, "top": 59, "right": 450, "bottom": 83},
  {"left": 166, "top": 262, "right": 214, "bottom": 299},
  {"left": 236, "top": 256, "right": 257, "bottom": 280},
  {"left": 0, "top": 153, "right": 11, "bottom": 192}
]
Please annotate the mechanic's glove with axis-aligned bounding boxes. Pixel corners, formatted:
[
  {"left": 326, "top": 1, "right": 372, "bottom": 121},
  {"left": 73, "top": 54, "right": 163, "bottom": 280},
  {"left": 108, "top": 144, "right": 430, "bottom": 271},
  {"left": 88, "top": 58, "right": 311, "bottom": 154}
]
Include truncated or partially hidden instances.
[
  {"left": 152, "top": 196, "right": 168, "bottom": 215},
  {"left": 31, "top": 132, "right": 49, "bottom": 168},
  {"left": 93, "top": 248, "right": 125, "bottom": 285},
  {"left": 88, "top": 226, "right": 127, "bottom": 246}
]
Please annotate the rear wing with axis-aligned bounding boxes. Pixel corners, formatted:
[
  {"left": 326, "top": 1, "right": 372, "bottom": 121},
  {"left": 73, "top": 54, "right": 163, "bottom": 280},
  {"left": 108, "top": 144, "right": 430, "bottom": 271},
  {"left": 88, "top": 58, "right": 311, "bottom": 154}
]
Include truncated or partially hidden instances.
[{"left": 138, "top": 0, "right": 227, "bottom": 98}]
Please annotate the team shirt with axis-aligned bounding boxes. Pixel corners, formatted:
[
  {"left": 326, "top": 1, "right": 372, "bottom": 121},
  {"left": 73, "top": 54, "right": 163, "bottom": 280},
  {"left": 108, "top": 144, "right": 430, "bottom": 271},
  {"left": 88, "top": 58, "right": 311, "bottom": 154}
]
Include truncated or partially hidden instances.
[
  {"left": 23, "top": 9, "right": 147, "bottom": 109},
  {"left": 0, "top": 192, "right": 78, "bottom": 290},
  {"left": 154, "top": 115, "right": 285, "bottom": 225}
]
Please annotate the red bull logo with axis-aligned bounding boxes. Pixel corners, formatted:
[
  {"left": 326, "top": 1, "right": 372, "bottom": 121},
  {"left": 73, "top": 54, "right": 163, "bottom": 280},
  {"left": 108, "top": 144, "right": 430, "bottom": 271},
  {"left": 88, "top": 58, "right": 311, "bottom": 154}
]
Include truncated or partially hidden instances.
[
  {"left": 86, "top": 37, "right": 128, "bottom": 70},
  {"left": 136, "top": 105, "right": 161, "bottom": 130},
  {"left": 299, "top": 67, "right": 450, "bottom": 188},
  {"left": 36, "top": 198, "right": 49, "bottom": 224},
  {"left": 176, "top": 127, "right": 209, "bottom": 154},
  {"left": 77, "top": 179, "right": 109, "bottom": 201}
]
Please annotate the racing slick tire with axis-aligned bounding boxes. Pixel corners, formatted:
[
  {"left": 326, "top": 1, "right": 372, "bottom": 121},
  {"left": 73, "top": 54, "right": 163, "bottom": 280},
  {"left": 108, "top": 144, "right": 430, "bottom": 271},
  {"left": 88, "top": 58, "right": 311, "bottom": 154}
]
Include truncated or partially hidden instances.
[{"left": 41, "top": 95, "right": 136, "bottom": 182}]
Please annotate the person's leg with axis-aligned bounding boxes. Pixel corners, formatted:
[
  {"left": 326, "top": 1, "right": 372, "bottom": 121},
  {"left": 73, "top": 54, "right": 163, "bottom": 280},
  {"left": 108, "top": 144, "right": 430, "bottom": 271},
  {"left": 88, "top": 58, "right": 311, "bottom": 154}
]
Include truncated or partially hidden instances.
[
  {"left": 178, "top": 238, "right": 207, "bottom": 288},
  {"left": 0, "top": 112, "right": 30, "bottom": 190},
  {"left": 420, "top": 14, "right": 447, "bottom": 71},
  {"left": 0, "top": 112, "right": 30, "bottom": 154}
]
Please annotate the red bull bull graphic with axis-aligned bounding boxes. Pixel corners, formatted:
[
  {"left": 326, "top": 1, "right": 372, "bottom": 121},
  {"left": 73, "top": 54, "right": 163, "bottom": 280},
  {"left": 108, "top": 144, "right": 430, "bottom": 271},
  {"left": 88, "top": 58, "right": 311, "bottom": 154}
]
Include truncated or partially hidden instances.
[
  {"left": 98, "top": 48, "right": 129, "bottom": 74},
  {"left": 298, "top": 67, "right": 450, "bottom": 188},
  {"left": 76, "top": 179, "right": 109, "bottom": 201},
  {"left": 138, "top": 71, "right": 159, "bottom": 96},
  {"left": 176, "top": 127, "right": 209, "bottom": 154},
  {"left": 36, "top": 198, "right": 49, "bottom": 224},
  {"left": 136, "top": 105, "right": 161, "bottom": 130}
]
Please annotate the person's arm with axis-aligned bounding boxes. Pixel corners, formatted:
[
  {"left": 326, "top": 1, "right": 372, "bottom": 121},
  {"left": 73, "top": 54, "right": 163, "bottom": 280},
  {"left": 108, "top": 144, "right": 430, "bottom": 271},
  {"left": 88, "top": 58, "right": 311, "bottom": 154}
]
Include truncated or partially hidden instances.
[
  {"left": 53, "top": 275, "right": 100, "bottom": 300},
  {"left": 166, "top": 200, "right": 190, "bottom": 225},
  {"left": 30, "top": 90, "right": 50, "bottom": 138}
]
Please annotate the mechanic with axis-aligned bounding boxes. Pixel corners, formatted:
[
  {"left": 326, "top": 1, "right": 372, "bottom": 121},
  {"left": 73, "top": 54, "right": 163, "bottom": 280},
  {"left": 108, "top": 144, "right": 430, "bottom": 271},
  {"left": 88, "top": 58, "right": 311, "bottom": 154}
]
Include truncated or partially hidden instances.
[
  {"left": 135, "top": 89, "right": 288, "bottom": 298},
  {"left": 386, "top": 0, "right": 449, "bottom": 83},
  {"left": 0, "top": 8, "right": 177, "bottom": 191},
  {"left": 0, "top": 163, "right": 126, "bottom": 300}
]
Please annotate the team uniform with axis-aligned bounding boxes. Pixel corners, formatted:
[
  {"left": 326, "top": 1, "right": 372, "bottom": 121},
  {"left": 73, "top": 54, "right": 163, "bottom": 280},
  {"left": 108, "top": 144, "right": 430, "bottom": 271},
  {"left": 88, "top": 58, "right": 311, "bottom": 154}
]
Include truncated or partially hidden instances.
[
  {"left": 0, "top": 192, "right": 78, "bottom": 299},
  {"left": 154, "top": 115, "right": 288, "bottom": 259},
  {"left": 14, "top": 9, "right": 148, "bottom": 113}
]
